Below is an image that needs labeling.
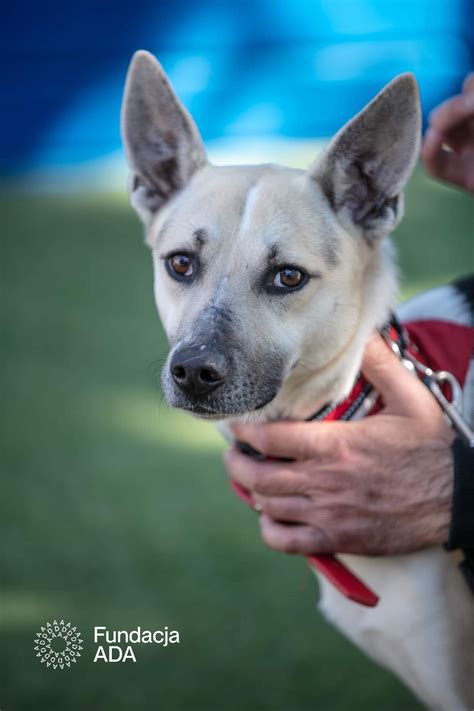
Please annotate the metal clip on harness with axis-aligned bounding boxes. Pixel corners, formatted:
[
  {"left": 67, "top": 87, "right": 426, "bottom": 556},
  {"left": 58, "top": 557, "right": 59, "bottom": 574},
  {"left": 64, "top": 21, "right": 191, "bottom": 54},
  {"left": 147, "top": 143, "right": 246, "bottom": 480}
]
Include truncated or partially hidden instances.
[{"left": 384, "top": 324, "right": 474, "bottom": 448}]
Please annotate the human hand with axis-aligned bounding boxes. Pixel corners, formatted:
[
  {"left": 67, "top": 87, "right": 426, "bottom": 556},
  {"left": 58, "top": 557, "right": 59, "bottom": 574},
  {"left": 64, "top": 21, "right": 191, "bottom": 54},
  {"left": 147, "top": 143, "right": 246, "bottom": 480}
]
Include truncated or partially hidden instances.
[
  {"left": 422, "top": 73, "right": 474, "bottom": 192},
  {"left": 224, "top": 335, "right": 455, "bottom": 556}
]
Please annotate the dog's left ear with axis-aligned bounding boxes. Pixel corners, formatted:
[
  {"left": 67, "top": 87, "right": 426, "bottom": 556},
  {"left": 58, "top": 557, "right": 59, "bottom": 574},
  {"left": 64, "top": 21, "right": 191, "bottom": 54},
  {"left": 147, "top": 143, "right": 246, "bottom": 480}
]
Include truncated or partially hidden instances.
[
  {"left": 121, "top": 50, "right": 208, "bottom": 227},
  {"left": 309, "top": 73, "right": 421, "bottom": 241}
]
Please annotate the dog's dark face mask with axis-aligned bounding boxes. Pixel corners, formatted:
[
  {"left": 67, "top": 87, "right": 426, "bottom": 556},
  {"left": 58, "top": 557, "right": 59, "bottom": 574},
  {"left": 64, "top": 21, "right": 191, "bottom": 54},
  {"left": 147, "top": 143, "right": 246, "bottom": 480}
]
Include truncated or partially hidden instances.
[{"left": 162, "top": 311, "right": 286, "bottom": 419}]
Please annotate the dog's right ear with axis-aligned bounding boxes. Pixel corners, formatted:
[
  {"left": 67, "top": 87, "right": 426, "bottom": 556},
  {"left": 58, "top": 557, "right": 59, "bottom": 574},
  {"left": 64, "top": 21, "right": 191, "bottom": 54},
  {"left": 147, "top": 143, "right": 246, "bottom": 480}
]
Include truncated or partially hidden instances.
[
  {"left": 308, "top": 73, "right": 421, "bottom": 242},
  {"left": 121, "top": 50, "right": 207, "bottom": 227}
]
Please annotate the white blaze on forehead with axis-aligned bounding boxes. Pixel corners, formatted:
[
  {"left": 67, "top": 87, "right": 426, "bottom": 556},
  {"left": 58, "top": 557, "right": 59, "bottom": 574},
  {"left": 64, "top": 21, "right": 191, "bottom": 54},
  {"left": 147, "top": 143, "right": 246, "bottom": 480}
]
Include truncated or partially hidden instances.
[{"left": 239, "top": 184, "right": 262, "bottom": 236}]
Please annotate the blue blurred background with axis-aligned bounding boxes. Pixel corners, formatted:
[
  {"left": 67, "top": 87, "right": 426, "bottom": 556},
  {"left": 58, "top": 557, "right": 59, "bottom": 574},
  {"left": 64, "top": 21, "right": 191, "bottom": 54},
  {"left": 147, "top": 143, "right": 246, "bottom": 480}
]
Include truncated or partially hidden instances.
[
  {"left": 2, "top": 0, "right": 473, "bottom": 182},
  {"left": 2, "top": 3, "right": 473, "bottom": 711}
]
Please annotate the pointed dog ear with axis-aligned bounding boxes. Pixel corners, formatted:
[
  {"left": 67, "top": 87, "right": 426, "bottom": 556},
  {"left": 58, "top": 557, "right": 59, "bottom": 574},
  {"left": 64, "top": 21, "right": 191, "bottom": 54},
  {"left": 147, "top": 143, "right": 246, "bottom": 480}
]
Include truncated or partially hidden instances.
[
  {"left": 309, "top": 73, "right": 421, "bottom": 241},
  {"left": 121, "top": 50, "right": 208, "bottom": 226}
]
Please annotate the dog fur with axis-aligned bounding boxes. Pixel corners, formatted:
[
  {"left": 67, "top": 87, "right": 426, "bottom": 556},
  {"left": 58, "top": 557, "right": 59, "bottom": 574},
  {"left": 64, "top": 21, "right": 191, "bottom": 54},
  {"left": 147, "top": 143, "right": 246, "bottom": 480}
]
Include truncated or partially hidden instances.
[{"left": 121, "top": 51, "right": 474, "bottom": 709}]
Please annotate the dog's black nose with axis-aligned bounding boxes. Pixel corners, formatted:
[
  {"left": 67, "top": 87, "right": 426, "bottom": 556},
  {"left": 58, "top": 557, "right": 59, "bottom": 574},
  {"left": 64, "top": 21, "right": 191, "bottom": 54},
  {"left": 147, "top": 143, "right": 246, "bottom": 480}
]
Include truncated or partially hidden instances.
[{"left": 170, "top": 347, "right": 229, "bottom": 397}]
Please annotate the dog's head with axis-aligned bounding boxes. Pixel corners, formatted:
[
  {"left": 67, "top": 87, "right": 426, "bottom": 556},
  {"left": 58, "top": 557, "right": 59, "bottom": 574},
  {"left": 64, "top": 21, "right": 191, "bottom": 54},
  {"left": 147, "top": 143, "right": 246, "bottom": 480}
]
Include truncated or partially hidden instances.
[{"left": 121, "top": 51, "right": 421, "bottom": 420}]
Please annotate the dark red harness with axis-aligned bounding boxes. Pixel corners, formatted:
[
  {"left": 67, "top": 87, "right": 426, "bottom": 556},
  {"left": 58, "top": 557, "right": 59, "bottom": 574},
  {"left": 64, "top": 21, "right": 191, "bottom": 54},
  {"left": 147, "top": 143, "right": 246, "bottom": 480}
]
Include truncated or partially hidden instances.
[{"left": 231, "top": 317, "right": 474, "bottom": 607}]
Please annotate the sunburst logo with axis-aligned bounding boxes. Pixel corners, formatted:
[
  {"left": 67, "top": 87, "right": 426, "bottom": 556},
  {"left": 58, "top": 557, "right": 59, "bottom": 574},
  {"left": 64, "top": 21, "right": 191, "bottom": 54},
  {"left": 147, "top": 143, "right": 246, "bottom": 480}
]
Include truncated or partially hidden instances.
[{"left": 34, "top": 620, "right": 83, "bottom": 670}]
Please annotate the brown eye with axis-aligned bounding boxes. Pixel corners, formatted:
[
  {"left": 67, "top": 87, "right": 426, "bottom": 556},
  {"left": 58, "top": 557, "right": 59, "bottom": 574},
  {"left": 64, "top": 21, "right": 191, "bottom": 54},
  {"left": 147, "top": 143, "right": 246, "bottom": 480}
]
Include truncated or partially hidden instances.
[
  {"left": 274, "top": 267, "right": 306, "bottom": 289},
  {"left": 168, "top": 253, "right": 193, "bottom": 278}
]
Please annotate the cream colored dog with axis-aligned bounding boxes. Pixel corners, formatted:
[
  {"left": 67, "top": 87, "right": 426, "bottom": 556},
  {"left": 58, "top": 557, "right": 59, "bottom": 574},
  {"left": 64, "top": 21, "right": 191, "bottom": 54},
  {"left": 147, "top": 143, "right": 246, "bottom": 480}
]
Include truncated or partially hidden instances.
[{"left": 121, "top": 51, "right": 474, "bottom": 709}]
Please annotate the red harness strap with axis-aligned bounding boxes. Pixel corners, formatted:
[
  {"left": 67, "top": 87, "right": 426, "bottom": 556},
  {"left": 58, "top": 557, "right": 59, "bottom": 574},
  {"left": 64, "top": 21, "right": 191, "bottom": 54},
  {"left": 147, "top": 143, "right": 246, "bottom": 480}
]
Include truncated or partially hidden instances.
[
  {"left": 404, "top": 319, "right": 474, "bottom": 387},
  {"left": 231, "top": 318, "right": 474, "bottom": 607}
]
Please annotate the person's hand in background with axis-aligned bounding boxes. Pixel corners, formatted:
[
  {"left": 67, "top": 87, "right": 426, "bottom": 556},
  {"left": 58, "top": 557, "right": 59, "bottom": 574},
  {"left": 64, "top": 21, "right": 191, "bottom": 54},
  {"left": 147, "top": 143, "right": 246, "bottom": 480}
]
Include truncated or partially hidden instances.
[
  {"left": 422, "top": 73, "right": 474, "bottom": 192},
  {"left": 224, "top": 336, "right": 455, "bottom": 557}
]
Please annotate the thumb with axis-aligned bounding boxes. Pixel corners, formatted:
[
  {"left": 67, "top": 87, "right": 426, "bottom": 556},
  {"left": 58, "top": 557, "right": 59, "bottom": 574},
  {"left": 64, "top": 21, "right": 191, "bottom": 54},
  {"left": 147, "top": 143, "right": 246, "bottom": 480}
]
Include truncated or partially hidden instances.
[{"left": 361, "top": 334, "right": 434, "bottom": 416}]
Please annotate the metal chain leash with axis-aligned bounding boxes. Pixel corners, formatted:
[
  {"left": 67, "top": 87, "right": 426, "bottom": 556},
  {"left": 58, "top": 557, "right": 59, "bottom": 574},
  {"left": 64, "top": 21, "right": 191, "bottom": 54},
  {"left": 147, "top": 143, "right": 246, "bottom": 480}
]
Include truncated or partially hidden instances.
[{"left": 385, "top": 330, "right": 474, "bottom": 447}]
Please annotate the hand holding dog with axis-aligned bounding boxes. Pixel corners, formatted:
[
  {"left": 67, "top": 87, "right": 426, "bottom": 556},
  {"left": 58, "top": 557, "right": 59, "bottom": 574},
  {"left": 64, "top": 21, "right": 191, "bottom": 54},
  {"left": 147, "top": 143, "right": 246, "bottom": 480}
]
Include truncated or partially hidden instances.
[{"left": 225, "top": 335, "right": 455, "bottom": 556}]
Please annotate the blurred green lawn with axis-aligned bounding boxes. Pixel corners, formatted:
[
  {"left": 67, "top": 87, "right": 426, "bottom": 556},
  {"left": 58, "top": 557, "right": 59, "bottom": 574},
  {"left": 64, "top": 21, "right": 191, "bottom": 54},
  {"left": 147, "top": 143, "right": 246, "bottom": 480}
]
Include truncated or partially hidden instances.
[{"left": 1, "top": 166, "right": 472, "bottom": 711}]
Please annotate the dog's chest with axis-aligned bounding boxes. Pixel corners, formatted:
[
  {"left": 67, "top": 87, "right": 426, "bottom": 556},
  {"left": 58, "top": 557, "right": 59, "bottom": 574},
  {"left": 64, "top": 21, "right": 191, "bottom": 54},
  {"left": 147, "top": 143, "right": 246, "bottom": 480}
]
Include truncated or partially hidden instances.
[{"left": 316, "top": 547, "right": 474, "bottom": 710}]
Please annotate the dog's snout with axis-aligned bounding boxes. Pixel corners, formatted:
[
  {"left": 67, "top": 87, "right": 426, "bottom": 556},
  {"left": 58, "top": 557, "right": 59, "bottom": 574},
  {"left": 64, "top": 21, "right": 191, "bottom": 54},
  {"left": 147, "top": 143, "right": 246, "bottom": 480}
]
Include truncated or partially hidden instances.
[{"left": 170, "top": 346, "right": 229, "bottom": 397}]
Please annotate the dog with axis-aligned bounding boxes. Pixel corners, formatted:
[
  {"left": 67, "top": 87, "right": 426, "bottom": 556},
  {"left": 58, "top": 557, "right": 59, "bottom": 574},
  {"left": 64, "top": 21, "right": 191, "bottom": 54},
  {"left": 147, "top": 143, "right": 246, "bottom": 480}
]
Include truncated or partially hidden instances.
[{"left": 121, "top": 51, "right": 474, "bottom": 709}]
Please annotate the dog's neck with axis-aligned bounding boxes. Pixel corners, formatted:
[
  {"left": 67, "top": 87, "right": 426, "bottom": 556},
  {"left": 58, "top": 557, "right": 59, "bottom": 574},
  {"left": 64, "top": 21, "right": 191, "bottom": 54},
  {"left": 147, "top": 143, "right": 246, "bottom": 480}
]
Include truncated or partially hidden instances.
[
  {"left": 257, "top": 242, "right": 398, "bottom": 422},
  {"left": 265, "top": 328, "right": 375, "bottom": 420}
]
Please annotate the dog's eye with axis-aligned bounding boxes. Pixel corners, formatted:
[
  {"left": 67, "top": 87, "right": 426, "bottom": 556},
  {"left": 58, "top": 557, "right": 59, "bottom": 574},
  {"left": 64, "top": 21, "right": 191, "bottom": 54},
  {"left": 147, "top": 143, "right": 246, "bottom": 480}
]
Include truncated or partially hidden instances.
[
  {"left": 273, "top": 267, "right": 307, "bottom": 289},
  {"left": 167, "top": 253, "right": 194, "bottom": 278}
]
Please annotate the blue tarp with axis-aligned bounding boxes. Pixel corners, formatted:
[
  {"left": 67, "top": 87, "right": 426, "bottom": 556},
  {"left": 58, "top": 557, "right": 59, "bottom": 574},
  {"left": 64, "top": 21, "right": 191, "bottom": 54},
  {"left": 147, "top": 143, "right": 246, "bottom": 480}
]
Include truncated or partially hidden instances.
[{"left": 2, "top": 0, "right": 473, "bottom": 175}]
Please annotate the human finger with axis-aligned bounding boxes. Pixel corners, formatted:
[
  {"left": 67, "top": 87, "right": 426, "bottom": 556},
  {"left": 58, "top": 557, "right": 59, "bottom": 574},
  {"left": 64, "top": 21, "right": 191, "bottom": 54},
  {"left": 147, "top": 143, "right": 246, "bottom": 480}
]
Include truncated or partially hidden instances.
[
  {"left": 224, "top": 447, "right": 309, "bottom": 496},
  {"left": 361, "top": 334, "right": 436, "bottom": 416},
  {"left": 462, "top": 72, "right": 474, "bottom": 94},
  {"left": 422, "top": 134, "right": 472, "bottom": 189},
  {"left": 429, "top": 93, "right": 474, "bottom": 135},
  {"left": 252, "top": 493, "right": 311, "bottom": 523},
  {"left": 231, "top": 419, "right": 342, "bottom": 461},
  {"left": 259, "top": 514, "right": 332, "bottom": 554}
]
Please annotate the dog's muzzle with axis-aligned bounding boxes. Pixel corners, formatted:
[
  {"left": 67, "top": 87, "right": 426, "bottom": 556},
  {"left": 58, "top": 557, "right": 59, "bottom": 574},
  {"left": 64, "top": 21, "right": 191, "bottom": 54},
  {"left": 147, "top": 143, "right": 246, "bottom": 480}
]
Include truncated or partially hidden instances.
[{"left": 169, "top": 345, "right": 230, "bottom": 398}]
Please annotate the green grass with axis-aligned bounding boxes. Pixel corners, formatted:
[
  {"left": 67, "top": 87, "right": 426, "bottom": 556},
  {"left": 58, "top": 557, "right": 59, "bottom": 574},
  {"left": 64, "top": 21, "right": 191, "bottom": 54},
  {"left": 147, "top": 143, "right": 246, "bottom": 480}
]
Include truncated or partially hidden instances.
[{"left": 1, "top": 166, "right": 472, "bottom": 711}]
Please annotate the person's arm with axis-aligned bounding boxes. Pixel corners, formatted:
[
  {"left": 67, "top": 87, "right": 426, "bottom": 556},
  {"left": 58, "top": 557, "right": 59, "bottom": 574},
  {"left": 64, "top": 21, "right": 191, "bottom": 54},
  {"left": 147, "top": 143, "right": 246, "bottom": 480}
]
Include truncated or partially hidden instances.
[{"left": 225, "top": 335, "right": 463, "bottom": 557}]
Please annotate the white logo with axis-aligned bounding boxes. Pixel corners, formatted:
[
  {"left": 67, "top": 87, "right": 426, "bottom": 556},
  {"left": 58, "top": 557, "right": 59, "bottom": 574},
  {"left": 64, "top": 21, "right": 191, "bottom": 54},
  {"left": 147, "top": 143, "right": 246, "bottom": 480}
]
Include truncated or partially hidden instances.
[
  {"left": 93, "top": 625, "right": 180, "bottom": 662},
  {"left": 34, "top": 620, "right": 83, "bottom": 670}
]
